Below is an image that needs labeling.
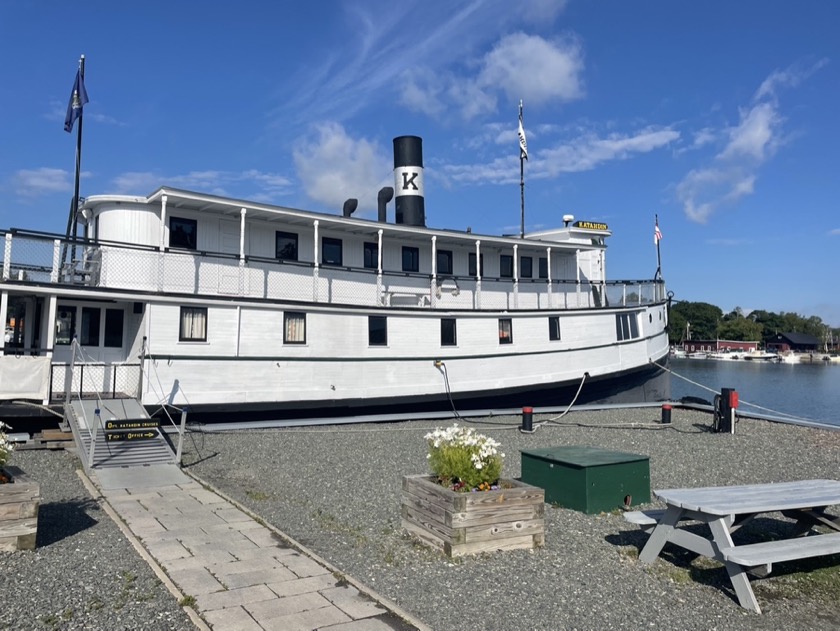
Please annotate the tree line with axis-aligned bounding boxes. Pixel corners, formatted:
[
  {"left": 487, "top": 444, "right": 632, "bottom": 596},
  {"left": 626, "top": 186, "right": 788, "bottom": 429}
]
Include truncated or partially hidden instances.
[{"left": 668, "top": 302, "right": 839, "bottom": 345}]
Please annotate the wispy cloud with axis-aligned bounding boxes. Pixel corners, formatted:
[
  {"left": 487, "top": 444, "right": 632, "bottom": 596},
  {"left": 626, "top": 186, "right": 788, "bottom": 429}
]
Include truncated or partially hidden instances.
[
  {"left": 675, "top": 59, "right": 826, "bottom": 224},
  {"left": 441, "top": 126, "right": 679, "bottom": 186},
  {"left": 10, "top": 168, "right": 73, "bottom": 198},
  {"left": 829, "top": 228, "right": 840, "bottom": 236},
  {"left": 110, "top": 170, "right": 293, "bottom": 201}
]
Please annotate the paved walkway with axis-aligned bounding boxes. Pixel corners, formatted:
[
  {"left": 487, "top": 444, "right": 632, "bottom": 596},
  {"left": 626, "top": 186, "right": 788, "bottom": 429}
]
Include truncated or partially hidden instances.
[{"left": 83, "top": 471, "right": 427, "bottom": 631}]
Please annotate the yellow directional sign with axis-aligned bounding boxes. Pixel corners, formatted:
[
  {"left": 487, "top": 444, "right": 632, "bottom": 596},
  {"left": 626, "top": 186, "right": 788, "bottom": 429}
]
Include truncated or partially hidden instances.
[
  {"left": 105, "top": 430, "right": 158, "bottom": 442},
  {"left": 104, "top": 419, "right": 159, "bottom": 431}
]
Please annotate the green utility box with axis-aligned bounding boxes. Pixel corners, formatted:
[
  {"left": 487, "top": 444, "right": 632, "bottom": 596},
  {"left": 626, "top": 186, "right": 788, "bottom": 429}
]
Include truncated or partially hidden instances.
[{"left": 520, "top": 446, "right": 650, "bottom": 514}]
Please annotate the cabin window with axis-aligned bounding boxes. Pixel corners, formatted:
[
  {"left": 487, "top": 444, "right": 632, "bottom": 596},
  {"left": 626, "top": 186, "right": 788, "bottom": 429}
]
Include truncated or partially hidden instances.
[
  {"left": 368, "top": 316, "right": 388, "bottom": 346},
  {"left": 321, "top": 237, "right": 343, "bottom": 266},
  {"left": 104, "top": 309, "right": 124, "bottom": 347},
  {"left": 500, "top": 255, "right": 514, "bottom": 278},
  {"left": 170, "top": 217, "right": 197, "bottom": 250},
  {"left": 276, "top": 231, "right": 298, "bottom": 261},
  {"left": 499, "top": 318, "right": 513, "bottom": 344},
  {"left": 615, "top": 313, "right": 640, "bottom": 341},
  {"left": 363, "top": 242, "right": 378, "bottom": 270},
  {"left": 81, "top": 307, "right": 101, "bottom": 346},
  {"left": 55, "top": 306, "right": 76, "bottom": 345},
  {"left": 548, "top": 316, "right": 561, "bottom": 341},
  {"left": 284, "top": 312, "right": 306, "bottom": 344},
  {"left": 520, "top": 256, "right": 533, "bottom": 278},
  {"left": 538, "top": 257, "right": 548, "bottom": 279},
  {"left": 468, "top": 253, "right": 483, "bottom": 277},
  {"left": 402, "top": 246, "right": 419, "bottom": 273},
  {"left": 437, "top": 250, "right": 453, "bottom": 275},
  {"left": 179, "top": 307, "right": 207, "bottom": 342},
  {"left": 441, "top": 318, "right": 457, "bottom": 346}
]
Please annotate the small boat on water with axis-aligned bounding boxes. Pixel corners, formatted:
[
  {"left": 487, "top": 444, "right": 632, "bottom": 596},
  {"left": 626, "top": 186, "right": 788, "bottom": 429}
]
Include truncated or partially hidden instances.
[
  {"left": 741, "top": 350, "right": 780, "bottom": 362},
  {"left": 707, "top": 350, "right": 743, "bottom": 361},
  {"left": 0, "top": 136, "right": 670, "bottom": 424}
]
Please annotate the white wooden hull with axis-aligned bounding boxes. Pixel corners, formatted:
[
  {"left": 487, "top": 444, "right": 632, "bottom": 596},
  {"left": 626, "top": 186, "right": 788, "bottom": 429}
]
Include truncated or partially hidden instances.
[{"left": 0, "top": 185, "right": 670, "bottom": 424}]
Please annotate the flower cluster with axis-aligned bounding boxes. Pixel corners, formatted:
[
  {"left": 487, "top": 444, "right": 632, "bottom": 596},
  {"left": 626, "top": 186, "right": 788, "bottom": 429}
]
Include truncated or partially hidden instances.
[
  {"left": 424, "top": 424, "right": 504, "bottom": 491},
  {"left": 0, "top": 421, "right": 13, "bottom": 469}
]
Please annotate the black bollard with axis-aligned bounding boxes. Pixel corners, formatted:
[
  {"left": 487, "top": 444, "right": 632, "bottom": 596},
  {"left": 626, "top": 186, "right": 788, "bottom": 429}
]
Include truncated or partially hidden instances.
[
  {"left": 521, "top": 406, "right": 534, "bottom": 432},
  {"left": 661, "top": 404, "right": 672, "bottom": 424}
]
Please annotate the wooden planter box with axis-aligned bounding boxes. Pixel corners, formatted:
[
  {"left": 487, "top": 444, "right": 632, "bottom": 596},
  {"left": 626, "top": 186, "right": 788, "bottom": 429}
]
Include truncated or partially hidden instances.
[
  {"left": 401, "top": 475, "right": 545, "bottom": 557},
  {"left": 0, "top": 466, "right": 40, "bottom": 551}
]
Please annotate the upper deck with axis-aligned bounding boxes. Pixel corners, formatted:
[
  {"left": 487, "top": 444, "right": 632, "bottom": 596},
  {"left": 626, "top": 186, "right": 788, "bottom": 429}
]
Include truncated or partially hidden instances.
[{"left": 1, "top": 188, "right": 665, "bottom": 311}]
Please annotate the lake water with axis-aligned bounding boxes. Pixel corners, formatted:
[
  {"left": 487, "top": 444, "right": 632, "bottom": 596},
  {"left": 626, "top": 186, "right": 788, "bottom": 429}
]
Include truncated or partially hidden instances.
[{"left": 669, "top": 357, "right": 840, "bottom": 428}]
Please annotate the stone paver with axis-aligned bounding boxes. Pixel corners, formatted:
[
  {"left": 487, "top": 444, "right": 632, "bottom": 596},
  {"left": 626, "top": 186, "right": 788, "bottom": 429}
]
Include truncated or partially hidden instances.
[
  {"left": 203, "top": 606, "right": 263, "bottom": 630},
  {"left": 321, "top": 585, "right": 388, "bottom": 619},
  {"left": 98, "top": 479, "right": 426, "bottom": 631},
  {"left": 258, "top": 605, "right": 351, "bottom": 631}
]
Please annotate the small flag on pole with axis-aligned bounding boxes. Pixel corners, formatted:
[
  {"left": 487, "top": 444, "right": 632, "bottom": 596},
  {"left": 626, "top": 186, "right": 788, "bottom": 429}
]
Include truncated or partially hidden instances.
[
  {"left": 518, "top": 100, "right": 528, "bottom": 160},
  {"left": 654, "top": 218, "right": 663, "bottom": 244},
  {"left": 64, "top": 69, "right": 89, "bottom": 133}
]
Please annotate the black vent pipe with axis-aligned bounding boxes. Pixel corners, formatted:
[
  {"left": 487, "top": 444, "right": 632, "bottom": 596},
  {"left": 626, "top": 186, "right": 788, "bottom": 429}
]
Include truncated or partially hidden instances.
[
  {"left": 377, "top": 187, "right": 394, "bottom": 223},
  {"left": 342, "top": 198, "right": 358, "bottom": 217}
]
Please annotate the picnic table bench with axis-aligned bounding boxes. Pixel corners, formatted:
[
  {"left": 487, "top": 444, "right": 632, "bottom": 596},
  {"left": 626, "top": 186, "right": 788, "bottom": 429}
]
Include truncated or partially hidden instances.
[{"left": 625, "top": 479, "right": 840, "bottom": 613}]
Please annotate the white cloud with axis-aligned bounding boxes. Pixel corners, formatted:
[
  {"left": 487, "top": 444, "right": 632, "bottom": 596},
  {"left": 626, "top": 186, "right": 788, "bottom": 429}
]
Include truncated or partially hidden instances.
[
  {"left": 521, "top": 0, "right": 568, "bottom": 24},
  {"left": 539, "top": 127, "right": 679, "bottom": 175},
  {"left": 676, "top": 168, "right": 755, "bottom": 223},
  {"left": 829, "top": 228, "right": 840, "bottom": 236},
  {"left": 401, "top": 32, "right": 585, "bottom": 121},
  {"left": 292, "top": 122, "right": 391, "bottom": 214},
  {"left": 443, "top": 126, "right": 679, "bottom": 185},
  {"left": 675, "top": 61, "right": 825, "bottom": 224},
  {"left": 718, "top": 103, "right": 781, "bottom": 162},
  {"left": 110, "top": 170, "right": 293, "bottom": 200},
  {"left": 478, "top": 32, "right": 584, "bottom": 106},
  {"left": 11, "top": 168, "right": 72, "bottom": 197},
  {"left": 399, "top": 68, "right": 445, "bottom": 117},
  {"left": 754, "top": 58, "right": 828, "bottom": 101}
]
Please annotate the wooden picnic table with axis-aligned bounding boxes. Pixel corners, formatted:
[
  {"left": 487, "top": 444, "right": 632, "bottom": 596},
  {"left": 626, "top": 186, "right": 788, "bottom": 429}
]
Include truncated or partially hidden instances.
[{"left": 634, "top": 479, "right": 840, "bottom": 613}]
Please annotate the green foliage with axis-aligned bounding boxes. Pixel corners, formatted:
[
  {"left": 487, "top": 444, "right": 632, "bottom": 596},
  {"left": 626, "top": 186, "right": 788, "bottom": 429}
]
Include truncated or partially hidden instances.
[
  {"left": 670, "top": 301, "right": 838, "bottom": 345},
  {"left": 428, "top": 442, "right": 502, "bottom": 488},
  {"left": 670, "top": 301, "right": 722, "bottom": 341},
  {"left": 425, "top": 425, "right": 504, "bottom": 489}
]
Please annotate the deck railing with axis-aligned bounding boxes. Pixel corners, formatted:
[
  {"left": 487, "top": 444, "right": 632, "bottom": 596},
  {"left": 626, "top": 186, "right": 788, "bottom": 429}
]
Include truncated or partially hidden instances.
[
  {"left": 1, "top": 229, "right": 667, "bottom": 310},
  {"left": 49, "top": 361, "right": 142, "bottom": 400}
]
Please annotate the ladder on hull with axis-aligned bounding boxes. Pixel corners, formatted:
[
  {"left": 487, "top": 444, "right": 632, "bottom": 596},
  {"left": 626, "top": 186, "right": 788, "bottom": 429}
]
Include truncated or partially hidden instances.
[{"left": 64, "top": 399, "right": 186, "bottom": 490}]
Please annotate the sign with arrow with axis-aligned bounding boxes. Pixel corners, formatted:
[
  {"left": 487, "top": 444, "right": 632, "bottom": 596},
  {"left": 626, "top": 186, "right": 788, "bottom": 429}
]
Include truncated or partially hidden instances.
[{"left": 105, "top": 430, "right": 159, "bottom": 442}]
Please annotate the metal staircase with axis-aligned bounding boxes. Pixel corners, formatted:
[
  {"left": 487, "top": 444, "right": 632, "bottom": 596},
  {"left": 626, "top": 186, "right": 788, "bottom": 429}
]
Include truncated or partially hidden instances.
[{"left": 64, "top": 398, "right": 187, "bottom": 490}]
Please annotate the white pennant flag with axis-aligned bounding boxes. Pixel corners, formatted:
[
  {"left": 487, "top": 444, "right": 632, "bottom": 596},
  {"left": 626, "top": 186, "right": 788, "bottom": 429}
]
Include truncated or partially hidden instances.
[{"left": 518, "top": 102, "right": 528, "bottom": 160}]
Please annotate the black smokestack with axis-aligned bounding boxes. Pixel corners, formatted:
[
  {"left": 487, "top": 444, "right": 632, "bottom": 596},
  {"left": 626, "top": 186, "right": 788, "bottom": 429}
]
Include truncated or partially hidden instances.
[
  {"left": 377, "top": 187, "right": 394, "bottom": 222},
  {"left": 393, "top": 136, "right": 425, "bottom": 227},
  {"left": 342, "top": 198, "right": 358, "bottom": 217}
]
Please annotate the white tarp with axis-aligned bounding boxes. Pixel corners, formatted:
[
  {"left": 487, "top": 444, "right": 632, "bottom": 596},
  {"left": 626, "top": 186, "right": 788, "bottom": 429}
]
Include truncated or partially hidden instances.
[{"left": 0, "top": 356, "right": 51, "bottom": 400}]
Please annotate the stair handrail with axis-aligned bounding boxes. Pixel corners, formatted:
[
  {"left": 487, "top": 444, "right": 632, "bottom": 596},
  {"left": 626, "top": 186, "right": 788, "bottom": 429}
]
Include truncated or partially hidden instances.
[{"left": 141, "top": 346, "right": 193, "bottom": 465}]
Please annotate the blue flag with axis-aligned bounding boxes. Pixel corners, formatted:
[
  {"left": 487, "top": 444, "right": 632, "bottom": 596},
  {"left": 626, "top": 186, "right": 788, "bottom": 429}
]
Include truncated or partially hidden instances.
[{"left": 64, "top": 70, "right": 89, "bottom": 133}]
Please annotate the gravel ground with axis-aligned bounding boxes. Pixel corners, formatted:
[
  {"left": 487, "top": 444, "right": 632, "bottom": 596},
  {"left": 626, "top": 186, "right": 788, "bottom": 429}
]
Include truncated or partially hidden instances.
[
  {"left": 179, "top": 408, "right": 840, "bottom": 631},
  {"left": 0, "top": 449, "right": 196, "bottom": 631},
  {"left": 4, "top": 408, "right": 840, "bottom": 631}
]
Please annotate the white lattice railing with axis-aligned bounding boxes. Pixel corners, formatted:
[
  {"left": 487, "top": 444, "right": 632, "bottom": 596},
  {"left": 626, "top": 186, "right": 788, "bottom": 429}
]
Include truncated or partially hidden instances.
[{"left": 1, "top": 230, "right": 667, "bottom": 311}]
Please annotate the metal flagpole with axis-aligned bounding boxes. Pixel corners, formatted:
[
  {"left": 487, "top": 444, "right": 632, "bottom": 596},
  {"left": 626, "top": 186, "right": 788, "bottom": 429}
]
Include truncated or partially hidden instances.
[
  {"left": 73, "top": 55, "right": 86, "bottom": 242},
  {"left": 654, "top": 214, "right": 662, "bottom": 280},
  {"left": 518, "top": 100, "right": 527, "bottom": 239}
]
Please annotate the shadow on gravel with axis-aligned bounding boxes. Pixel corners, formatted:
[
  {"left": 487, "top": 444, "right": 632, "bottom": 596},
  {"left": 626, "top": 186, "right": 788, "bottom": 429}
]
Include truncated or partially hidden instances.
[
  {"left": 606, "top": 516, "right": 840, "bottom": 609},
  {"left": 36, "top": 498, "right": 99, "bottom": 547}
]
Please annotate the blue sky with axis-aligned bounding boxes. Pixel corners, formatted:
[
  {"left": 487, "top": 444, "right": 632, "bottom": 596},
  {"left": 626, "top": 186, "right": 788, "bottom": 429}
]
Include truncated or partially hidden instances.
[{"left": 1, "top": 0, "right": 839, "bottom": 325}]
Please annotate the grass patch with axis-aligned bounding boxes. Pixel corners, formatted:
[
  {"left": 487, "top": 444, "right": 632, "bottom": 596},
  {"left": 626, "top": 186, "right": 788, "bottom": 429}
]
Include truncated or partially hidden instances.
[
  {"left": 245, "top": 489, "right": 271, "bottom": 501},
  {"left": 310, "top": 509, "right": 368, "bottom": 546},
  {"left": 179, "top": 595, "right": 197, "bottom": 608}
]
